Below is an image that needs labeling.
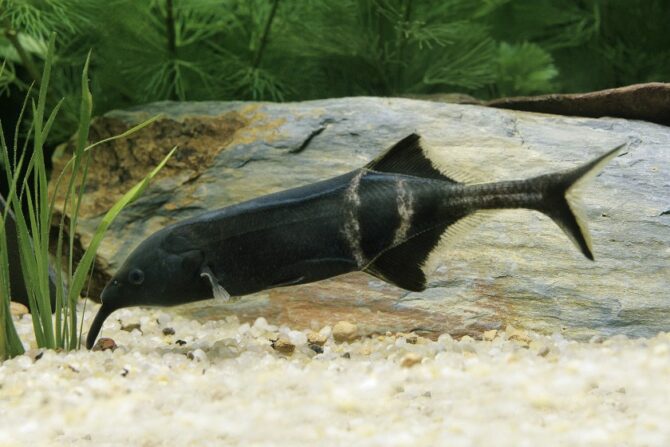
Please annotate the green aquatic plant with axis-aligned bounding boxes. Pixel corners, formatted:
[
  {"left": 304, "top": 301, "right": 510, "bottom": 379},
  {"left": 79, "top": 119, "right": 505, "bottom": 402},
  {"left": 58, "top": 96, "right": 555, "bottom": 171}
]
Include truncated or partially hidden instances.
[
  {"left": 0, "top": 35, "right": 174, "bottom": 360},
  {"left": 3, "top": 0, "right": 668, "bottom": 145}
]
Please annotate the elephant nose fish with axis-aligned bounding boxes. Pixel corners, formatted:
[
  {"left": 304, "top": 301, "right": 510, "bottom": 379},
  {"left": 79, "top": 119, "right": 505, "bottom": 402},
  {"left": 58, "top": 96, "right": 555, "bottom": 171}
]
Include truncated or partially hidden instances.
[{"left": 86, "top": 133, "right": 623, "bottom": 349}]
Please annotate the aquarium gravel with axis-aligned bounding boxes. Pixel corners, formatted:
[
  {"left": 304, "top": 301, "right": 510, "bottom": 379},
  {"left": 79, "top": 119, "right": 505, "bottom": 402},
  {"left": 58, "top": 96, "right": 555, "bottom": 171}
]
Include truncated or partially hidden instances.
[{"left": 1, "top": 302, "right": 669, "bottom": 447}]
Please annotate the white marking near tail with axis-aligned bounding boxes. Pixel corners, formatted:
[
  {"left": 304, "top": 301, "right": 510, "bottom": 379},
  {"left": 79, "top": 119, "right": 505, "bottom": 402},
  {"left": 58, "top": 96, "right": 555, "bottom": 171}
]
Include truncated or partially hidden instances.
[
  {"left": 393, "top": 179, "right": 414, "bottom": 246},
  {"left": 343, "top": 170, "right": 366, "bottom": 267}
]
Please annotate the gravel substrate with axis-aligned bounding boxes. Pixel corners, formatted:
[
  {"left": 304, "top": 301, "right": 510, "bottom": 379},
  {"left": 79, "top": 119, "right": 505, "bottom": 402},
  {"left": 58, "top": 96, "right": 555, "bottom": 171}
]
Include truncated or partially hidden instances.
[{"left": 1, "top": 302, "right": 669, "bottom": 447}]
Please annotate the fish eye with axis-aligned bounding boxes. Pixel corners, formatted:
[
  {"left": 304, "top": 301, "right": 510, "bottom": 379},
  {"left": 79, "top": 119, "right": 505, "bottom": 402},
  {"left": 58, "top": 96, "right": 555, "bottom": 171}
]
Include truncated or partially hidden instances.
[{"left": 128, "top": 269, "right": 145, "bottom": 286}]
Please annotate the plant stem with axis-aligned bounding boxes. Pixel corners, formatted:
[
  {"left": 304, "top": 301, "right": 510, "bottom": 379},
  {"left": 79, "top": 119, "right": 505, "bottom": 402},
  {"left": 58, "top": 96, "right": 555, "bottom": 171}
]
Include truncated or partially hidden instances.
[
  {"left": 166, "top": 0, "right": 177, "bottom": 57},
  {"left": 165, "top": 0, "right": 178, "bottom": 100},
  {"left": 1, "top": 19, "right": 41, "bottom": 85},
  {"left": 252, "top": 0, "right": 280, "bottom": 69},
  {"left": 394, "top": 0, "right": 412, "bottom": 94}
]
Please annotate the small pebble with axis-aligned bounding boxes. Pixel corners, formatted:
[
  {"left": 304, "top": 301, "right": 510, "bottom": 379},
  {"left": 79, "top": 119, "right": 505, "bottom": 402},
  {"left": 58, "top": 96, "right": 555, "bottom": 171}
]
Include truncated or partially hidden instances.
[
  {"left": 483, "top": 329, "right": 498, "bottom": 341},
  {"left": 332, "top": 321, "right": 358, "bottom": 342},
  {"left": 10, "top": 302, "right": 29, "bottom": 317},
  {"left": 271, "top": 336, "right": 295, "bottom": 355},
  {"left": 530, "top": 340, "right": 551, "bottom": 357},
  {"left": 309, "top": 343, "right": 324, "bottom": 354},
  {"left": 121, "top": 323, "right": 142, "bottom": 333},
  {"left": 400, "top": 352, "right": 422, "bottom": 368},
  {"left": 187, "top": 349, "right": 208, "bottom": 362},
  {"left": 92, "top": 338, "right": 117, "bottom": 352},
  {"left": 307, "top": 330, "right": 327, "bottom": 346},
  {"left": 506, "top": 325, "right": 532, "bottom": 345},
  {"left": 399, "top": 332, "right": 418, "bottom": 344},
  {"left": 26, "top": 349, "right": 44, "bottom": 362}
]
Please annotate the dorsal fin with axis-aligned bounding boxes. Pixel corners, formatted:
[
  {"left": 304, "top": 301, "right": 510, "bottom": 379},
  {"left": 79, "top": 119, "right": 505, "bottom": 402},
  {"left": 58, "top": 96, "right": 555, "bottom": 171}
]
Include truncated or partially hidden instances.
[{"left": 366, "top": 134, "right": 457, "bottom": 182}]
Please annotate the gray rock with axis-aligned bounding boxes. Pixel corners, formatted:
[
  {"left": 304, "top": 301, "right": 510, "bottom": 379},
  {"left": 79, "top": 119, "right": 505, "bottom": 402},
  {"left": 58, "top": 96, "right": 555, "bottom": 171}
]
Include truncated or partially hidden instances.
[{"left": 50, "top": 98, "right": 670, "bottom": 340}]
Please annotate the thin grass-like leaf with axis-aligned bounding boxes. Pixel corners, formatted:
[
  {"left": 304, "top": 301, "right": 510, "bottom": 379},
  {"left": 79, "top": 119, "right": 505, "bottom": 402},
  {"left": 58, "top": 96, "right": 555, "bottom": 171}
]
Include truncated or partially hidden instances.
[
  {"left": 0, "top": 129, "right": 27, "bottom": 359},
  {"left": 83, "top": 114, "right": 163, "bottom": 153}
]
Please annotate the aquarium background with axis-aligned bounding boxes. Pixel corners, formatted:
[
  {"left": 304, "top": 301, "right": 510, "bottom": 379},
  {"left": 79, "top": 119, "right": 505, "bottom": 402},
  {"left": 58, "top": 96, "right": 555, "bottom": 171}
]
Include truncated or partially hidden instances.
[{"left": 1, "top": 0, "right": 669, "bottom": 146}]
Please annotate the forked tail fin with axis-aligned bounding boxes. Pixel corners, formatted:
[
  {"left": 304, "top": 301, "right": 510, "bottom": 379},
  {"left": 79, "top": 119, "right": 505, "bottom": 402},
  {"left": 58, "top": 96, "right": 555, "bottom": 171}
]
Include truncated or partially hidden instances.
[
  {"left": 535, "top": 144, "right": 624, "bottom": 260},
  {"left": 362, "top": 135, "right": 624, "bottom": 292}
]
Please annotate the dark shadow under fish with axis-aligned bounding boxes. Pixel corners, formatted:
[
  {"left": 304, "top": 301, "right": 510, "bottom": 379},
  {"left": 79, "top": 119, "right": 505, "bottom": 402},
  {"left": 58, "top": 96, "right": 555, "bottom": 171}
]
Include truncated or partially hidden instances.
[{"left": 86, "top": 134, "right": 623, "bottom": 349}]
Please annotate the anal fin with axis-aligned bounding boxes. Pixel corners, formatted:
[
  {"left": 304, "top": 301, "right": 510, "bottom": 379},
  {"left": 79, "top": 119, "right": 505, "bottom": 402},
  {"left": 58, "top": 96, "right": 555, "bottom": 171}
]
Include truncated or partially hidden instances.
[
  {"left": 364, "top": 226, "right": 447, "bottom": 292},
  {"left": 421, "top": 210, "right": 497, "bottom": 275},
  {"left": 365, "top": 211, "right": 497, "bottom": 292}
]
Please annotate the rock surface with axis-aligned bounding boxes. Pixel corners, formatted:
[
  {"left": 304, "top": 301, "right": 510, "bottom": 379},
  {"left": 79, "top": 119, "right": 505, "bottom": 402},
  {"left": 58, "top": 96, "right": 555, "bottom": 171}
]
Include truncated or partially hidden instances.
[{"left": 50, "top": 98, "right": 670, "bottom": 340}]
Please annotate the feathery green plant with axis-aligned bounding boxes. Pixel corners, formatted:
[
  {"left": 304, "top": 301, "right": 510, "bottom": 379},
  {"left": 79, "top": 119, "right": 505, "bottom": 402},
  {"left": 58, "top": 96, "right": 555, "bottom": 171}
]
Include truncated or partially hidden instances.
[
  {"left": 0, "top": 35, "right": 174, "bottom": 360},
  {"left": 2, "top": 0, "right": 668, "bottom": 145}
]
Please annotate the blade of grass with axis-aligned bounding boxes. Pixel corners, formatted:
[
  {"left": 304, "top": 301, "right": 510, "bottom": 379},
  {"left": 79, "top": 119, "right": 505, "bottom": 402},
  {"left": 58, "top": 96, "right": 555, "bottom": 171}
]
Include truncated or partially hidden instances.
[
  {"left": 0, "top": 196, "right": 26, "bottom": 358},
  {"left": 0, "top": 63, "right": 23, "bottom": 360},
  {"left": 83, "top": 114, "right": 163, "bottom": 153},
  {"left": 21, "top": 34, "right": 57, "bottom": 347},
  {"left": 1, "top": 122, "right": 35, "bottom": 355},
  {"left": 65, "top": 52, "right": 93, "bottom": 347},
  {"left": 1, "top": 108, "right": 52, "bottom": 347}
]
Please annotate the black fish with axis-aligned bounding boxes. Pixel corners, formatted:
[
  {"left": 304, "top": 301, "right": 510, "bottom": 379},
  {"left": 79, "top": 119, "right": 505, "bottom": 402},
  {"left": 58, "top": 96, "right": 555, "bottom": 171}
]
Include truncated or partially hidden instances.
[
  {"left": 0, "top": 193, "right": 57, "bottom": 311},
  {"left": 86, "top": 134, "right": 622, "bottom": 349}
]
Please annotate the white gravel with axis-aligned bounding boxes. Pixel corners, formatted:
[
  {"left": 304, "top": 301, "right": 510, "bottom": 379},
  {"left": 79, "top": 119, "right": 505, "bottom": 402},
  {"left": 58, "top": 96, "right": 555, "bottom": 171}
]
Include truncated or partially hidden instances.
[{"left": 1, "top": 302, "right": 669, "bottom": 447}]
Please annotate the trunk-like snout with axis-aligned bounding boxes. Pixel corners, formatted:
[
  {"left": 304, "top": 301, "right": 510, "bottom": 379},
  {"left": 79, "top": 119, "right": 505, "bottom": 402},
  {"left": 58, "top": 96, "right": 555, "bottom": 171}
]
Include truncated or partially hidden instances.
[{"left": 85, "top": 303, "right": 117, "bottom": 349}]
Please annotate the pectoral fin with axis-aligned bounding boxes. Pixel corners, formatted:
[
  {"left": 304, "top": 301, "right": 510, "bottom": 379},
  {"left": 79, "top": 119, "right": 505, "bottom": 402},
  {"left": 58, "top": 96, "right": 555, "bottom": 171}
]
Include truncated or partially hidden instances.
[{"left": 200, "top": 265, "right": 231, "bottom": 303}]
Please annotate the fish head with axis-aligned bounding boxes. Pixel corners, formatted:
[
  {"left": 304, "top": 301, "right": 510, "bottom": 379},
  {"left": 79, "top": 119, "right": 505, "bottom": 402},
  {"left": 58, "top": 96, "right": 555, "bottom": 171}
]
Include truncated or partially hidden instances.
[{"left": 86, "top": 229, "right": 209, "bottom": 349}]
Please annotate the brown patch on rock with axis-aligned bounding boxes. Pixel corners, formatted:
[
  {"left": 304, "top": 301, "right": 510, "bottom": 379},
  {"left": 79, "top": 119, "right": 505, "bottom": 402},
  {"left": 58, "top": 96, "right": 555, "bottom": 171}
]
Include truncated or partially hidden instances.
[
  {"left": 50, "top": 113, "right": 247, "bottom": 219},
  {"left": 229, "top": 105, "right": 287, "bottom": 146},
  {"left": 487, "top": 82, "right": 670, "bottom": 126}
]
